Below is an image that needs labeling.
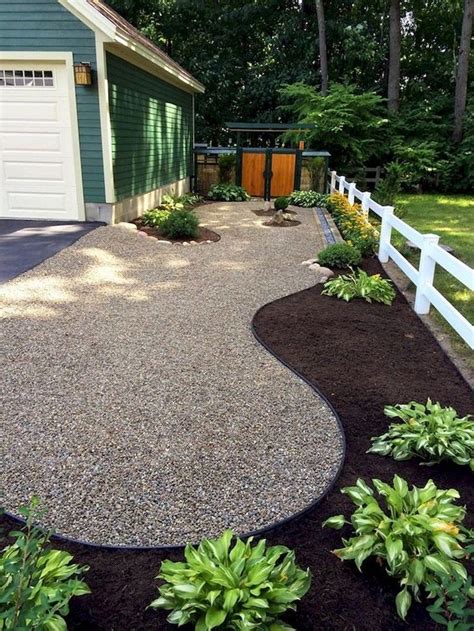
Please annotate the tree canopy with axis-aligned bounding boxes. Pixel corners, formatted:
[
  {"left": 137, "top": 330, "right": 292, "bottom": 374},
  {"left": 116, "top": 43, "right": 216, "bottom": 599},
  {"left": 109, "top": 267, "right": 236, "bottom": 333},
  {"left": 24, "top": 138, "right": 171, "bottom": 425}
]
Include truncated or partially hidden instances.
[{"left": 108, "top": 0, "right": 473, "bottom": 191}]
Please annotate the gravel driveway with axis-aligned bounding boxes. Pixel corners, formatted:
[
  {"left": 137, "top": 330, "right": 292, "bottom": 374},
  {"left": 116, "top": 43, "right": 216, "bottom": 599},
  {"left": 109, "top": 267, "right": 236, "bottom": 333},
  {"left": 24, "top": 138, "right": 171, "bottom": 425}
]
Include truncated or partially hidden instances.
[{"left": 0, "top": 202, "right": 343, "bottom": 546}]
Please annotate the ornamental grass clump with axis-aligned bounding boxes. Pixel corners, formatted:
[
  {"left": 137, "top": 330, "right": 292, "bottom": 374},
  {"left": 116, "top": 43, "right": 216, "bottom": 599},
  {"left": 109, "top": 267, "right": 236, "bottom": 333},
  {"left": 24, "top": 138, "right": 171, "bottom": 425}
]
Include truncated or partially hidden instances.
[
  {"left": 324, "top": 476, "right": 472, "bottom": 621},
  {"left": 0, "top": 497, "right": 90, "bottom": 630},
  {"left": 150, "top": 529, "right": 311, "bottom": 630},
  {"left": 369, "top": 400, "right": 474, "bottom": 470},
  {"left": 322, "top": 268, "right": 395, "bottom": 304},
  {"left": 329, "top": 192, "right": 379, "bottom": 255}
]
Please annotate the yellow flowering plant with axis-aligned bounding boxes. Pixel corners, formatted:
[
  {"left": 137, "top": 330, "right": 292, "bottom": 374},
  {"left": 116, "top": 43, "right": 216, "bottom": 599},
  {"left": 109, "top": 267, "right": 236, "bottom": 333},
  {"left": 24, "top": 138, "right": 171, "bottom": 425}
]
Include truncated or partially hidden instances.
[{"left": 329, "top": 192, "right": 379, "bottom": 255}]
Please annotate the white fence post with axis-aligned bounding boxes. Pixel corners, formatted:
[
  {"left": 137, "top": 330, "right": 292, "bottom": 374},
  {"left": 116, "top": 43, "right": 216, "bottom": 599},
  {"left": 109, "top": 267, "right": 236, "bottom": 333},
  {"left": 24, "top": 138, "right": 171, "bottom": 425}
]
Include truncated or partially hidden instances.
[
  {"left": 348, "top": 182, "right": 356, "bottom": 206},
  {"left": 330, "top": 170, "right": 337, "bottom": 192},
  {"left": 338, "top": 176, "right": 346, "bottom": 193},
  {"left": 378, "top": 206, "right": 394, "bottom": 263},
  {"left": 414, "top": 234, "right": 440, "bottom": 314},
  {"left": 361, "top": 192, "right": 371, "bottom": 218}
]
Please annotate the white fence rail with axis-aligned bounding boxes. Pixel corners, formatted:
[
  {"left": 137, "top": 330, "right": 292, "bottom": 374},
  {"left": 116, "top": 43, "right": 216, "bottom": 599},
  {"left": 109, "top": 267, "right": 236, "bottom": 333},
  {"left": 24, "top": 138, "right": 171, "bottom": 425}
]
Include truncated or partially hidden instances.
[{"left": 328, "top": 170, "right": 474, "bottom": 349}]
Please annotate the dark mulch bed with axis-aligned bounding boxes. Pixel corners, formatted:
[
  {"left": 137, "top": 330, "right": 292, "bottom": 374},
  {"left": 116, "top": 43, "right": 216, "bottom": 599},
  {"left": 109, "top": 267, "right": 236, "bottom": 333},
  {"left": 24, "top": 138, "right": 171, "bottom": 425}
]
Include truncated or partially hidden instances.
[
  {"left": 131, "top": 218, "right": 220, "bottom": 243},
  {"left": 1, "top": 258, "right": 472, "bottom": 630},
  {"left": 263, "top": 219, "right": 301, "bottom": 227}
]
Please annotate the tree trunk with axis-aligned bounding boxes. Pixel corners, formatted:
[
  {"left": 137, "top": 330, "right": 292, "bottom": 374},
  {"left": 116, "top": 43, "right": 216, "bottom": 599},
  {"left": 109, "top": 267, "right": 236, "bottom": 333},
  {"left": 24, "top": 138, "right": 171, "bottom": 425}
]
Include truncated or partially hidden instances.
[
  {"left": 387, "top": 0, "right": 401, "bottom": 112},
  {"left": 315, "top": 0, "right": 328, "bottom": 95},
  {"left": 453, "top": 0, "right": 473, "bottom": 143}
]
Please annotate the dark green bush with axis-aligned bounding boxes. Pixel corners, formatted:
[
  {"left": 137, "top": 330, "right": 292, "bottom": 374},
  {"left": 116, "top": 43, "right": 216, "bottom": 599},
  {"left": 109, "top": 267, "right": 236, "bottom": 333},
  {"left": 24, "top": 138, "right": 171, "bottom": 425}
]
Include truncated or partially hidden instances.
[
  {"left": 159, "top": 209, "right": 199, "bottom": 238},
  {"left": 274, "top": 196, "right": 289, "bottom": 211},
  {"left": 218, "top": 153, "right": 236, "bottom": 183},
  {"left": 318, "top": 243, "right": 362, "bottom": 268},
  {"left": 208, "top": 184, "right": 250, "bottom": 201}
]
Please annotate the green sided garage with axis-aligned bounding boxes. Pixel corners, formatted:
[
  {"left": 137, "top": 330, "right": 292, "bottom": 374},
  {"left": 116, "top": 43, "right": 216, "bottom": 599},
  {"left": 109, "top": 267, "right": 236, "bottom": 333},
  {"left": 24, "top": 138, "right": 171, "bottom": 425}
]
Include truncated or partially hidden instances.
[{"left": 0, "top": 0, "right": 204, "bottom": 224}]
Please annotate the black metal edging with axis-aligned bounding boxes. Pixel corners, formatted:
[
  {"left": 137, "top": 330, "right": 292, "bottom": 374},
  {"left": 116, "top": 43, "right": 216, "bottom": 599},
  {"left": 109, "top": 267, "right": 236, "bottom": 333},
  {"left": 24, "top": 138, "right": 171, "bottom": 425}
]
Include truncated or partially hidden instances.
[{"left": 4, "top": 298, "right": 346, "bottom": 553}]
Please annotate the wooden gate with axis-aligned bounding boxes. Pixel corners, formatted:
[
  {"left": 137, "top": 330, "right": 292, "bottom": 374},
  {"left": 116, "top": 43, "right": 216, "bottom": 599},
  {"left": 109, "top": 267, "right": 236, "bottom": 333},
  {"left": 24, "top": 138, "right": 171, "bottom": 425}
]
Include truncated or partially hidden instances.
[
  {"left": 240, "top": 150, "right": 297, "bottom": 198},
  {"left": 241, "top": 152, "right": 266, "bottom": 197},
  {"left": 271, "top": 153, "right": 296, "bottom": 197}
]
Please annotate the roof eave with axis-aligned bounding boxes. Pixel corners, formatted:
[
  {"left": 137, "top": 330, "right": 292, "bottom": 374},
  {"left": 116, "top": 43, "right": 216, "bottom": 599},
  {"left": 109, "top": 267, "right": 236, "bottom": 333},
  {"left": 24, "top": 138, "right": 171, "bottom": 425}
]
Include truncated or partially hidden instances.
[{"left": 59, "top": 0, "right": 205, "bottom": 94}]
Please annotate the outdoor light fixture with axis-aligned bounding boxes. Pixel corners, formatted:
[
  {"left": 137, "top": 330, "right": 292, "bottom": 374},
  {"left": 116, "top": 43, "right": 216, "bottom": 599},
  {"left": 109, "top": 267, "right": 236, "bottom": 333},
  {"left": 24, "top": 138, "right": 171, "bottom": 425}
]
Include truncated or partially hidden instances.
[{"left": 74, "top": 62, "right": 92, "bottom": 86}]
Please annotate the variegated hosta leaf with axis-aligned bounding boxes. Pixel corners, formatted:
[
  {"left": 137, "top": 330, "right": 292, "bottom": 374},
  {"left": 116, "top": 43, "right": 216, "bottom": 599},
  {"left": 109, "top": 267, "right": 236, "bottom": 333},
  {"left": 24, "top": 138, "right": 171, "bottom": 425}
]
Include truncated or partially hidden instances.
[
  {"left": 323, "top": 475, "right": 472, "bottom": 622},
  {"left": 368, "top": 400, "right": 474, "bottom": 468},
  {"left": 150, "top": 530, "right": 311, "bottom": 629}
]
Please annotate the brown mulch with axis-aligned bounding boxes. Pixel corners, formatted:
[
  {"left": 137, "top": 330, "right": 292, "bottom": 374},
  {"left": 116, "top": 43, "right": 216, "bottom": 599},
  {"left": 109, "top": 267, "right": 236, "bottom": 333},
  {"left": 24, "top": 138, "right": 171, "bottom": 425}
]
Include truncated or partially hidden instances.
[
  {"left": 131, "top": 218, "right": 220, "bottom": 243},
  {"left": 263, "top": 219, "right": 301, "bottom": 227},
  {"left": 0, "top": 258, "right": 473, "bottom": 630}
]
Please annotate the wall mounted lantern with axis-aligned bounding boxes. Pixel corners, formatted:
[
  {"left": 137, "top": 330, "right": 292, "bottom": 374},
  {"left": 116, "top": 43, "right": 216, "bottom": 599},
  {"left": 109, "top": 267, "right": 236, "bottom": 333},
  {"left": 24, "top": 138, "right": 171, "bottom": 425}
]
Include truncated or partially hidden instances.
[{"left": 74, "top": 62, "right": 92, "bottom": 86}]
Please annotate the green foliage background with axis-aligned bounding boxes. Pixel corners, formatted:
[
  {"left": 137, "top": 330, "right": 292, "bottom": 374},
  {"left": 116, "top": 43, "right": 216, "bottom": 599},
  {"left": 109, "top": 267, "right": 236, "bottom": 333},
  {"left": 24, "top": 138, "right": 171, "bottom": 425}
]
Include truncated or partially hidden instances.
[{"left": 107, "top": 0, "right": 473, "bottom": 190}]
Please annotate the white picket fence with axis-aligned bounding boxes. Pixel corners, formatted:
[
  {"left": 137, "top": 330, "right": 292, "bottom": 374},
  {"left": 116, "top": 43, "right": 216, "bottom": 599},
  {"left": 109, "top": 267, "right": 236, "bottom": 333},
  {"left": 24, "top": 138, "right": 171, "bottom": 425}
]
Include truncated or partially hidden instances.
[{"left": 328, "top": 171, "right": 474, "bottom": 349}]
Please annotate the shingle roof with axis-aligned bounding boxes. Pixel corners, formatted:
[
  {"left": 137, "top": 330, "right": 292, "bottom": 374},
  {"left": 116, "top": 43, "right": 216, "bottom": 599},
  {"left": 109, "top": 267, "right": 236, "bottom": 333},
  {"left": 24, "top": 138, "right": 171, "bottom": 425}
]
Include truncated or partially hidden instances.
[{"left": 86, "top": 0, "right": 204, "bottom": 91}]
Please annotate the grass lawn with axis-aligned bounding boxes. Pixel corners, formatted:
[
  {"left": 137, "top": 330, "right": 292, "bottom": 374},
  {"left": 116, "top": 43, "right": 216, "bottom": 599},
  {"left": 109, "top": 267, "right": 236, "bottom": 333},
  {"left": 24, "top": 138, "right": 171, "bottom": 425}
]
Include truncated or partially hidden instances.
[{"left": 392, "top": 194, "right": 473, "bottom": 366}]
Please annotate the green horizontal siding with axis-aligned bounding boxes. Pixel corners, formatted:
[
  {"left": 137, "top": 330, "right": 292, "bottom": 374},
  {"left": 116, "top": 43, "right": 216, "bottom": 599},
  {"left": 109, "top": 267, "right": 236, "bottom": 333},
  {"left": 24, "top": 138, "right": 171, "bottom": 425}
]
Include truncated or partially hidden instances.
[
  {"left": 107, "top": 52, "right": 193, "bottom": 200},
  {"left": 0, "top": 0, "right": 106, "bottom": 203}
]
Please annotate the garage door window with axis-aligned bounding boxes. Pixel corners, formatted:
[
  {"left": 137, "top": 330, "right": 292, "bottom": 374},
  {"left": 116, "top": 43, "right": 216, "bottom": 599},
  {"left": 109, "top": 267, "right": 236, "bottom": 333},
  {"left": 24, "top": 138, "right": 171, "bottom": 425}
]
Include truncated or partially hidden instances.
[{"left": 0, "top": 70, "right": 54, "bottom": 87}]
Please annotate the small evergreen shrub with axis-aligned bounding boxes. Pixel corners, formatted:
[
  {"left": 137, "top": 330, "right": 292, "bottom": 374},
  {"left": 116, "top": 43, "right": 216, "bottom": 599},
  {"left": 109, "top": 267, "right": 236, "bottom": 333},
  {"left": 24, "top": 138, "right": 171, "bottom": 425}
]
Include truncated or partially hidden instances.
[
  {"left": 159, "top": 208, "right": 199, "bottom": 238},
  {"left": 324, "top": 476, "right": 473, "bottom": 620},
  {"left": 274, "top": 196, "right": 289, "bottom": 211},
  {"left": 0, "top": 497, "right": 90, "bottom": 629},
  {"left": 218, "top": 154, "right": 236, "bottom": 183},
  {"left": 289, "top": 190, "right": 329, "bottom": 207},
  {"left": 150, "top": 529, "right": 311, "bottom": 630},
  {"left": 318, "top": 243, "right": 362, "bottom": 268},
  {"left": 208, "top": 184, "right": 250, "bottom": 201},
  {"left": 369, "top": 400, "right": 474, "bottom": 470},
  {"left": 322, "top": 268, "right": 395, "bottom": 304}
]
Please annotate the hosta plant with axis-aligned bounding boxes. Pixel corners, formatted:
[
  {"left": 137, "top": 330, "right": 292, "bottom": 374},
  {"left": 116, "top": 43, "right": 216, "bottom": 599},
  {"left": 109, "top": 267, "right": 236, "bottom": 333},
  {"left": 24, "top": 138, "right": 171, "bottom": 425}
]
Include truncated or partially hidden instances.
[
  {"left": 368, "top": 400, "right": 474, "bottom": 470},
  {"left": 323, "top": 476, "right": 471, "bottom": 620},
  {"left": 150, "top": 529, "right": 311, "bottom": 630},
  {"left": 322, "top": 268, "right": 395, "bottom": 304},
  {"left": 208, "top": 184, "right": 250, "bottom": 202},
  {"left": 288, "top": 190, "right": 328, "bottom": 208},
  {"left": 0, "top": 497, "right": 90, "bottom": 630}
]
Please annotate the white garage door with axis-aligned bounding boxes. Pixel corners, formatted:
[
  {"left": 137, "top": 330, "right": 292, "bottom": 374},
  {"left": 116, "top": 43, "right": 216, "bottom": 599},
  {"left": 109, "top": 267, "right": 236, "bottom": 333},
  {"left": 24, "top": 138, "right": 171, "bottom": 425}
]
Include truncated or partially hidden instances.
[{"left": 0, "top": 61, "right": 82, "bottom": 220}]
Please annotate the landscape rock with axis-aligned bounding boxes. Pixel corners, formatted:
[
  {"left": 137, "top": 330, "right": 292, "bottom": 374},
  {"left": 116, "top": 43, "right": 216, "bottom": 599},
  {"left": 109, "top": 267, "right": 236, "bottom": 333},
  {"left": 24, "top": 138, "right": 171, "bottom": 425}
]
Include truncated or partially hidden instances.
[{"left": 301, "top": 258, "right": 318, "bottom": 266}]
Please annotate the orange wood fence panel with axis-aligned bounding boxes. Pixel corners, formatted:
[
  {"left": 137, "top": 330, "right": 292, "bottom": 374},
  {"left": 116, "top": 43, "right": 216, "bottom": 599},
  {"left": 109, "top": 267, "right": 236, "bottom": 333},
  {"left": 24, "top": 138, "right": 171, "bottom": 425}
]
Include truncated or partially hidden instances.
[
  {"left": 271, "top": 153, "right": 296, "bottom": 197},
  {"left": 241, "top": 153, "right": 266, "bottom": 197}
]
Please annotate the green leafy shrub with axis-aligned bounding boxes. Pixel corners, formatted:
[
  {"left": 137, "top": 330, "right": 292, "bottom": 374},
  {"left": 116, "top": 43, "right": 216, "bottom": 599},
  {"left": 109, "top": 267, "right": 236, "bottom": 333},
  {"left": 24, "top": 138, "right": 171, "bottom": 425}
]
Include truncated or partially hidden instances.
[
  {"left": 142, "top": 208, "right": 171, "bottom": 229},
  {"left": 426, "top": 572, "right": 474, "bottom": 629},
  {"left": 368, "top": 400, "right": 474, "bottom": 470},
  {"left": 150, "top": 529, "right": 311, "bottom": 630},
  {"left": 288, "top": 190, "right": 328, "bottom": 207},
  {"left": 317, "top": 243, "right": 362, "bottom": 268},
  {"left": 324, "top": 476, "right": 472, "bottom": 620},
  {"left": 178, "top": 192, "right": 204, "bottom": 207},
  {"left": 158, "top": 208, "right": 199, "bottom": 239},
  {"left": 208, "top": 184, "right": 250, "bottom": 202},
  {"left": 373, "top": 162, "right": 403, "bottom": 207},
  {"left": 274, "top": 196, "right": 289, "bottom": 211},
  {"left": 160, "top": 194, "right": 186, "bottom": 212},
  {"left": 218, "top": 154, "right": 236, "bottom": 184},
  {"left": 322, "top": 268, "right": 395, "bottom": 304},
  {"left": 0, "top": 497, "right": 90, "bottom": 630}
]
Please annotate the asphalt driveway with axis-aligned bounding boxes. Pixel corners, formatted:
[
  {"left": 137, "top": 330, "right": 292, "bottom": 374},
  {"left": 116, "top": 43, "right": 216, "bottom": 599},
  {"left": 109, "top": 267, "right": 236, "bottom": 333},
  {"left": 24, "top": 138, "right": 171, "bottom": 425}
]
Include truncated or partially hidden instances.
[{"left": 0, "top": 220, "right": 102, "bottom": 283}]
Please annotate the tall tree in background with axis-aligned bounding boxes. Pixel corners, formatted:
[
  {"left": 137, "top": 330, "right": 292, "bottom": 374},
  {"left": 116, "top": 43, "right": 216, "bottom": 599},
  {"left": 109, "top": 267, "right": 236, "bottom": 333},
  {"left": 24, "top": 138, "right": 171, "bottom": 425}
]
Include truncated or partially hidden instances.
[
  {"left": 387, "top": 0, "right": 401, "bottom": 111},
  {"left": 315, "top": 0, "right": 328, "bottom": 95},
  {"left": 453, "top": 0, "right": 473, "bottom": 143}
]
